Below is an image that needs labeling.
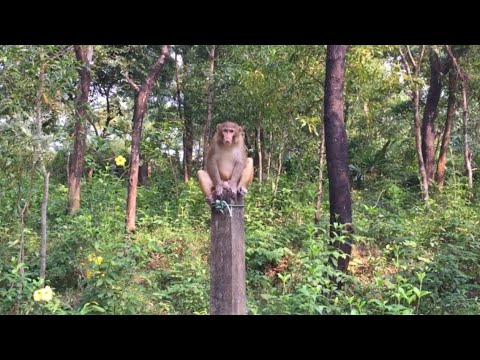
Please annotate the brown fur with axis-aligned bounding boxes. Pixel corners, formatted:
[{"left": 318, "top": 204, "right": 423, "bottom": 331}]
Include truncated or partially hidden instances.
[{"left": 198, "top": 121, "right": 253, "bottom": 203}]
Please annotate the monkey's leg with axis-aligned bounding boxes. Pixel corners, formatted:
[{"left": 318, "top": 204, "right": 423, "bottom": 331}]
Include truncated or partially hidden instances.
[
  {"left": 238, "top": 158, "right": 254, "bottom": 194},
  {"left": 197, "top": 170, "right": 215, "bottom": 204}
]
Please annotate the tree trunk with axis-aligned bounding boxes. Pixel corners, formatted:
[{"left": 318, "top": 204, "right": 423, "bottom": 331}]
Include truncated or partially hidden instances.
[
  {"left": 445, "top": 45, "right": 473, "bottom": 188},
  {"left": 19, "top": 203, "right": 28, "bottom": 276},
  {"left": 314, "top": 127, "right": 325, "bottom": 225},
  {"left": 126, "top": 45, "right": 170, "bottom": 233},
  {"left": 255, "top": 123, "right": 263, "bottom": 185},
  {"left": 174, "top": 50, "right": 191, "bottom": 182},
  {"left": 168, "top": 155, "right": 179, "bottom": 195},
  {"left": 273, "top": 129, "right": 285, "bottom": 197},
  {"left": 68, "top": 45, "right": 93, "bottom": 215},
  {"left": 183, "top": 102, "right": 193, "bottom": 182},
  {"left": 39, "top": 167, "right": 50, "bottom": 280},
  {"left": 138, "top": 153, "right": 149, "bottom": 186},
  {"left": 421, "top": 50, "right": 442, "bottom": 183},
  {"left": 400, "top": 46, "right": 429, "bottom": 200},
  {"left": 203, "top": 45, "right": 216, "bottom": 165},
  {"left": 461, "top": 81, "right": 473, "bottom": 188},
  {"left": 34, "top": 62, "right": 50, "bottom": 280},
  {"left": 86, "top": 167, "right": 94, "bottom": 181},
  {"left": 435, "top": 70, "right": 457, "bottom": 190},
  {"left": 414, "top": 88, "right": 430, "bottom": 200},
  {"left": 323, "top": 45, "right": 353, "bottom": 274},
  {"left": 266, "top": 132, "right": 272, "bottom": 180},
  {"left": 101, "top": 85, "right": 113, "bottom": 138},
  {"left": 176, "top": 48, "right": 193, "bottom": 182}
]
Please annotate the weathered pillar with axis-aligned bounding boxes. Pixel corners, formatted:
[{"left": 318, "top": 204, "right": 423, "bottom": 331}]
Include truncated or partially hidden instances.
[{"left": 210, "top": 195, "right": 246, "bottom": 315}]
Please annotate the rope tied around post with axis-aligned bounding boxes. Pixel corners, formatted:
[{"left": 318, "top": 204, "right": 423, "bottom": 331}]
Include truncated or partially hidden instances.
[{"left": 213, "top": 199, "right": 245, "bottom": 217}]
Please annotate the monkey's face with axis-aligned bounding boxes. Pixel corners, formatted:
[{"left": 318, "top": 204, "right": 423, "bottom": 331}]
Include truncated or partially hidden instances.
[
  {"left": 217, "top": 122, "right": 242, "bottom": 146},
  {"left": 222, "top": 127, "right": 236, "bottom": 145}
]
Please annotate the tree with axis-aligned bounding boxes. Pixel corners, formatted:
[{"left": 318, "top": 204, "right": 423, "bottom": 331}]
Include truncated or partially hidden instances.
[
  {"left": 421, "top": 49, "right": 444, "bottom": 183},
  {"left": 399, "top": 46, "right": 429, "bottom": 200},
  {"left": 445, "top": 45, "right": 473, "bottom": 188},
  {"left": 323, "top": 45, "right": 353, "bottom": 273},
  {"left": 125, "top": 45, "right": 170, "bottom": 233},
  {"left": 174, "top": 46, "right": 194, "bottom": 182},
  {"left": 203, "top": 45, "right": 216, "bottom": 165},
  {"left": 314, "top": 126, "right": 325, "bottom": 225},
  {"left": 435, "top": 69, "right": 458, "bottom": 190},
  {"left": 67, "top": 45, "right": 93, "bottom": 215},
  {"left": 35, "top": 60, "right": 49, "bottom": 280}
]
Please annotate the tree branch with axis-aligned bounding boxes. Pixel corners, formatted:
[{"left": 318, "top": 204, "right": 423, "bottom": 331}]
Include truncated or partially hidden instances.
[
  {"left": 406, "top": 45, "right": 416, "bottom": 68},
  {"left": 445, "top": 45, "right": 465, "bottom": 81},
  {"left": 417, "top": 46, "right": 426, "bottom": 74},
  {"left": 399, "top": 47, "right": 412, "bottom": 77},
  {"left": 122, "top": 71, "right": 140, "bottom": 93}
]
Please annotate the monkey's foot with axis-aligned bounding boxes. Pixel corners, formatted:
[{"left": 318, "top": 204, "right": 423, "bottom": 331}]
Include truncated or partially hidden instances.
[
  {"left": 238, "top": 187, "right": 248, "bottom": 197},
  {"left": 205, "top": 195, "right": 216, "bottom": 205}
]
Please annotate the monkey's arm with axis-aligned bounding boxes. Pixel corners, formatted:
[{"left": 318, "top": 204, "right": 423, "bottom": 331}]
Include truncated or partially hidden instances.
[
  {"left": 206, "top": 159, "right": 224, "bottom": 196},
  {"left": 229, "top": 158, "right": 245, "bottom": 194}
]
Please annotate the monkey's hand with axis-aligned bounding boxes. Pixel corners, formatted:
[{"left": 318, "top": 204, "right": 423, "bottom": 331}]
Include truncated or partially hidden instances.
[
  {"left": 229, "top": 184, "right": 238, "bottom": 196},
  {"left": 239, "top": 186, "right": 248, "bottom": 196},
  {"left": 215, "top": 184, "right": 224, "bottom": 197},
  {"left": 224, "top": 180, "right": 237, "bottom": 197}
]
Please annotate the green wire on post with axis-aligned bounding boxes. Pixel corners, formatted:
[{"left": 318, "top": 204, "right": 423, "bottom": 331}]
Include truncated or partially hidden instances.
[{"left": 213, "top": 199, "right": 244, "bottom": 217}]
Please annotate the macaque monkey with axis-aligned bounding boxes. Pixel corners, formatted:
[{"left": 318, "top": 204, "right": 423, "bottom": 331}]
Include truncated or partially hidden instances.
[{"left": 198, "top": 121, "right": 254, "bottom": 205}]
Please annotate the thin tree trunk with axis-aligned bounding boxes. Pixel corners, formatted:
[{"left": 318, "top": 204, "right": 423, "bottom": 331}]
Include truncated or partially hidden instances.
[
  {"left": 399, "top": 46, "right": 429, "bottom": 200},
  {"left": 174, "top": 51, "right": 183, "bottom": 121},
  {"left": 414, "top": 88, "right": 430, "bottom": 200},
  {"left": 461, "top": 82, "right": 473, "bottom": 188},
  {"left": 174, "top": 49, "right": 188, "bottom": 182},
  {"left": 324, "top": 45, "right": 353, "bottom": 274},
  {"left": 435, "top": 70, "right": 457, "bottom": 190},
  {"left": 203, "top": 45, "right": 216, "bottom": 164},
  {"left": 266, "top": 132, "right": 272, "bottom": 180},
  {"left": 18, "top": 148, "right": 38, "bottom": 281},
  {"left": 256, "top": 123, "right": 263, "bottom": 185},
  {"left": 125, "top": 45, "right": 170, "bottom": 233},
  {"left": 86, "top": 167, "right": 94, "bottom": 181},
  {"left": 273, "top": 129, "right": 285, "bottom": 197},
  {"left": 445, "top": 45, "right": 473, "bottom": 188},
  {"left": 34, "top": 62, "right": 50, "bottom": 280},
  {"left": 183, "top": 103, "right": 193, "bottom": 182},
  {"left": 138, "top": 153, "right": 149, "bottom": 186},
  {"left": 19, "top": 203, "right": 28, "bottom": 274},
  {"left": 39, "top": 167, "right": 49, "bottom": 280},
  {"left": 314, "top": 127, "right": 325, "bottom": 225},
  {"left": 102, "top": 85, "right": 113, "bottom": 138},
  {"left": 68, "top": 45, "right": 93, "bottom": 215},
  {"left": 175, "top": 48, "right": 193, "bottom": 182},
  {"left": 168, "top": 155, "right": 179, "bottom": 194}
]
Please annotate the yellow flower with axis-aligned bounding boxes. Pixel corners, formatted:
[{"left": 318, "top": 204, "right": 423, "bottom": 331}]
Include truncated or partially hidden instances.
[
  {"left": 41, "top": 286, "right": 53, "bottom": 302},
  {"left": 115, "top": 155, "right": 127, "bottom": 167},
  {"left": 95, "top": 256, "right": 103, "bottom": 265},
  {"left": 33, "top": 286, "right": 54, "bottom": 302},
  {"left": 33, "top": 290, "right": 42, "bottom": 302},
  {"left": 86, "top": 270, "right": 94, "bottom": 279},
  {"left": 87, "top": 253, "right": 95, "bottom": 262}
]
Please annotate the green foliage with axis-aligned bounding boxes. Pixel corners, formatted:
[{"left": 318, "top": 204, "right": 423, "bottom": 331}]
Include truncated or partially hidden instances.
[{"left": 2, "top": 45, "right": 480, "bottom": 315}]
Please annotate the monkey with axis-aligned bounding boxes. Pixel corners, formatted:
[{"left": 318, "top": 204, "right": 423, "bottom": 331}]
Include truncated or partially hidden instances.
[{"left": 197, "top": 121, "right": 254, "bottom": 205}]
